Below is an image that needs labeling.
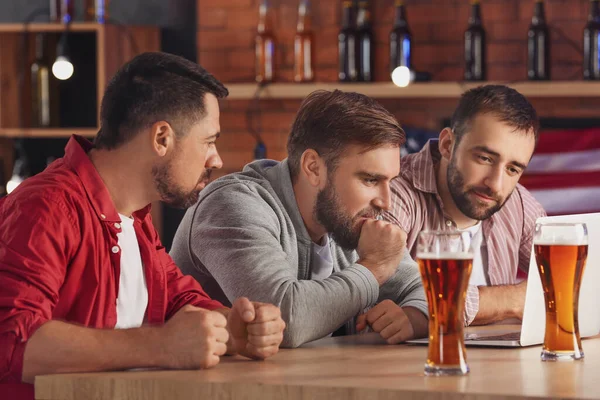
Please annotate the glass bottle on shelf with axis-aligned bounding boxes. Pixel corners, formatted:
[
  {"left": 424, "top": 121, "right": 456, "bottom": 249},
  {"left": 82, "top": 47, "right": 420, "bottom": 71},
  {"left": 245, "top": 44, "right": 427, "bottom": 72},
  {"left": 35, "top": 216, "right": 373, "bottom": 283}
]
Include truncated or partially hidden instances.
[
  {"left": 389, "top": 0, "right": 412, "bottom": 75},
  {"left": 49, "top": 0, "right": 74, "bottom": 24},
  {"left": 31, "top": 33, "right": 52, "bottom": 128},
  {"left": 356, "top": 0, "right": 373, "bottom": 82},
  {"left": 338, "top": 0, "right": 357, "bottom": 82},
  {"left": 584, "top": 0, "right": 600, "bottom": 80},
  {"left": 256, "top": 0, "right": 276, "bottom": 83},
  {"left": 527, "top": 0, "right": 550, "bottom": 80},
  {"left": 85, "top": 0, "right": 110, "bottom": 23},
  {"left": 464, "top": 0, "right": 486, "bottom": 81},
  {"left": 294, "top": 0, "right": 314, "bottom": 82}
]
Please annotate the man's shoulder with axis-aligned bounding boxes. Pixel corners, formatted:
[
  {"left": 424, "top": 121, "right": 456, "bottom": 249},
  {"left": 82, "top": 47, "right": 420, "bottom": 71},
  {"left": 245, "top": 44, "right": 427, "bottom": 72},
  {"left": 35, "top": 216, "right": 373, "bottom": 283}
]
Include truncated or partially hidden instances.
[{"left": 502, "top": 183, "right": 546, "bottom": 217}]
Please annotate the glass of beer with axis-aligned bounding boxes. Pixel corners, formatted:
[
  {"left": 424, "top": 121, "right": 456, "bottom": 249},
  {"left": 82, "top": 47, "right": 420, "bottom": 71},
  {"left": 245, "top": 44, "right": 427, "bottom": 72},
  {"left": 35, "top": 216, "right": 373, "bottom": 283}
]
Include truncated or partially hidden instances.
[
  {"left": 534, "top": 222, "right": 588, "bottom": 361},
  {"left": 416, "top": 230, "right": 474, "bottom": 376}
]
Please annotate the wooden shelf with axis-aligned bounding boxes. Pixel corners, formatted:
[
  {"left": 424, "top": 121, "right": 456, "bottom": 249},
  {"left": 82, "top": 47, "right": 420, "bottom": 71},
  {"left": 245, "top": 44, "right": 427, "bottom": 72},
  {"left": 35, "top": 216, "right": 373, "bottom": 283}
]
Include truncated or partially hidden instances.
[
  {"left": 0, "top": 22, "right": 107, "bottom": 33},
  {"left": 0, "top": 128, "right": 97, "bottom": 138},
  {"left": 225, "top": 81, "right": 600, "bottom": 100}
]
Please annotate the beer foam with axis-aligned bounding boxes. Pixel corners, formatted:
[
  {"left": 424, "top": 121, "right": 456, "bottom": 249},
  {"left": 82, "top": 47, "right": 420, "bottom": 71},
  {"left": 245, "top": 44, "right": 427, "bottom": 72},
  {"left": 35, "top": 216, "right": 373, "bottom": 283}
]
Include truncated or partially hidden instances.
[
  {"left": 417, "top": 252, "right": 474, "bottom": 260},
  {"left": 534, "top": 239, "right": 588, "bottom": 246}
]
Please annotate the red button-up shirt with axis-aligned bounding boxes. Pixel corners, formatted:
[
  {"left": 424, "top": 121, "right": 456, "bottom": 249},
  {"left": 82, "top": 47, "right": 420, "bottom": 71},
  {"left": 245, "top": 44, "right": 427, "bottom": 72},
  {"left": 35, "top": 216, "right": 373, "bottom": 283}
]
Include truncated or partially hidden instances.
[{"left": 0, "top": 136, "right": 223, "bottom": 398}]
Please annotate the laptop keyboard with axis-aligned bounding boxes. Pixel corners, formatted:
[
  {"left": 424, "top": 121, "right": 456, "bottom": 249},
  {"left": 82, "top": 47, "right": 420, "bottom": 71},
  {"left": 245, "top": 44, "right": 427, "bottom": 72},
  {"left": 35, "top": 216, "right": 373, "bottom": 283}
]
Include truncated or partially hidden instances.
[{"left": 467, "top": 331, "right": 521, "bottom": 341}]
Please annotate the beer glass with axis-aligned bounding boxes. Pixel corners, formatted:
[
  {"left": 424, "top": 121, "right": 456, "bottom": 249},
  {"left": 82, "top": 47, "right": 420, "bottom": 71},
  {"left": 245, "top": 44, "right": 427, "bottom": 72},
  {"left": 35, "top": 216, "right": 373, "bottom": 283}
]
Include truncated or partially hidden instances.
[
  {"left": 533, "top": 222, "right": 588, "bottom": 361},
  {"left": 417, "top": 230, "right": 474, "bottom": 376}
]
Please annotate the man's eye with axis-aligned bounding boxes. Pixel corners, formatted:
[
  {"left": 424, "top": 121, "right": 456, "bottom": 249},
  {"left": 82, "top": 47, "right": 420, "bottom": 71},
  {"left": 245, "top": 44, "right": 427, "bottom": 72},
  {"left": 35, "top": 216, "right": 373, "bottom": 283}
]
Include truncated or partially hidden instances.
[{"left": 478, "top": 155, "right": 492, "bottom": 163}]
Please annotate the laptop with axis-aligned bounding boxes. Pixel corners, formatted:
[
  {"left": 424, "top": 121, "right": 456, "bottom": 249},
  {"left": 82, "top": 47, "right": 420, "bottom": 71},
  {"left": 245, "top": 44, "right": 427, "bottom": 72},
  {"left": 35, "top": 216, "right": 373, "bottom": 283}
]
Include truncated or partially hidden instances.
[{"left": 407, "top": 212, "right": 600, "bottom": 347}]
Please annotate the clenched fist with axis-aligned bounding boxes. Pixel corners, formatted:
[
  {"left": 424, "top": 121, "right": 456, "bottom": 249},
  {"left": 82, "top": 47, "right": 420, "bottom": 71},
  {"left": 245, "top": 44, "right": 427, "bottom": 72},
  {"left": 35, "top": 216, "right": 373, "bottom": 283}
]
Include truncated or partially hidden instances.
[
  {"left": 227, "top": 297, "right": 286, "bottom": 360},
  {"left": 356, "top": 219, "right": 407, "bottom": 285},
  {"left": 159, "top": 305, "right": 229, "bottom": 369}
]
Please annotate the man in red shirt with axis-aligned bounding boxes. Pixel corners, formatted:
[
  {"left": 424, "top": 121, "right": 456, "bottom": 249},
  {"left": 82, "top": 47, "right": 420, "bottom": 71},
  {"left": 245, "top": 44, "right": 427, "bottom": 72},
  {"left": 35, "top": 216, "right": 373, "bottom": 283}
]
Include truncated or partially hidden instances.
[{"left": 0, "top": 52, "right": 285, "bottom": 399}]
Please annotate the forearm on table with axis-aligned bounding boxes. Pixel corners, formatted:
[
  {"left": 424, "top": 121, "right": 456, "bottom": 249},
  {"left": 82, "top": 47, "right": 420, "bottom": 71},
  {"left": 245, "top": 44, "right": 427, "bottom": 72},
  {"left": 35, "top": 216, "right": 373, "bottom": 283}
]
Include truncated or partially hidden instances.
[
  {"left": 470, "top": 284, "right": 524, "bottom": 326},
  {"left": 22, "top": 320, "right": 164, "bottom": 383}
]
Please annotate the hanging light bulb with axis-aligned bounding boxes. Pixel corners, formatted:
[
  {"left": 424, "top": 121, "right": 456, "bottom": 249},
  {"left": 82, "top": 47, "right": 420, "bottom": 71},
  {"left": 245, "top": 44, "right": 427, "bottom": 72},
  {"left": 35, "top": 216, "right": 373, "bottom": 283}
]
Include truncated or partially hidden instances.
[
  {"left": 391, "top": 66, "right": 432, "bottom": 87},
  {"left": 52, "top": 33, "right": 74, "bottom": 80}
]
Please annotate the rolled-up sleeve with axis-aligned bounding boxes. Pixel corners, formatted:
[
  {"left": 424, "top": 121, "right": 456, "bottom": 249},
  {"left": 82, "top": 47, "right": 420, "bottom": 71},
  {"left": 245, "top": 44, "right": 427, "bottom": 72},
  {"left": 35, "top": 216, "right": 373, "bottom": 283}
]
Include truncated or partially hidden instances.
[
  {"left": 0, "top": 196, "right": 76, "bottom": 383},
  {"left": 464, "top": 285, "right": 480, "bottom": 326}
]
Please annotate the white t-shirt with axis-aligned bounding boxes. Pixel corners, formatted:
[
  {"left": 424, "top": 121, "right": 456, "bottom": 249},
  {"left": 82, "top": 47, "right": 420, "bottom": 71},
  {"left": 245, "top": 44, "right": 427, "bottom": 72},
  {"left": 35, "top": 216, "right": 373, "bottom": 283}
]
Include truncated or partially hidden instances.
[
  {"left": 310, "top": 235, "right": 334, "bottom": 280},
  {"left": 462, "top": 222, "right": 490, "bottom": 287},
  {"left": 114, "top": 214, "right": 148, "bottom": 329}
]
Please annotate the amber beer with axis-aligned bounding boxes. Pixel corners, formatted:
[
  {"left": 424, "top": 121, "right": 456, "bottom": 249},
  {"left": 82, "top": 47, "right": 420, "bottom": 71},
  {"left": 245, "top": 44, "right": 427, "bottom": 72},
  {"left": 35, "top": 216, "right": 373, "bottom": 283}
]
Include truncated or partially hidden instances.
[
  {"left": 418, "top": 253, "right": 472, "bottom": 375},
  {"left": 256, "top": 0, "right": 276, "bottom": 83},
  {"left": 534, "top": 243, "right": 588, "bottom": 360}
]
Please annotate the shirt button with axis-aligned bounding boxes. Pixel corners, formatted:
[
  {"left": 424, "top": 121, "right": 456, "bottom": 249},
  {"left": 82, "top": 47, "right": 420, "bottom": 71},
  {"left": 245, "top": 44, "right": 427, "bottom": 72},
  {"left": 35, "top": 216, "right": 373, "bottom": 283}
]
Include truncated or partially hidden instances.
[
  {"left": 114, "top": 223, "right": 121, "bottom": 229},
  {"left": 446, "top": 220, "right": 453, "bottom": 227},
  {"left": 101, "top": 214, "right": 106, "bottom": 219},
  {"left": 111, "top": 246, "right": 120, "bottom": 254}
]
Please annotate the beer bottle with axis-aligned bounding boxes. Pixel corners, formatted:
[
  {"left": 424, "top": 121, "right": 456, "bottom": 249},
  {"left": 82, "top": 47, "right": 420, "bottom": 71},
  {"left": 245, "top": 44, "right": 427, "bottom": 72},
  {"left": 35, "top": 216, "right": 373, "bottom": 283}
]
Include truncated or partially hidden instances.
[
  {"left": 528, "top": 0, "right": 550, "bottom": 80},
  {"left": 294, "top": 0, "right": 314, "bottom": 82},
  {"left": 464, "top": 0, "right": 486, "bottom": 81},
  {"left": 30, "top": 33, "right": 60, "bottom": 128},
  {"left": 389, "top": 0, "right": 412, "bottom": 75},
  {"left": 256, "top": 0, "right": 276, "bottom": 83},
  {"left": 584, "top": 0, "right": 600, "bottom": 80},
  {"left": 356, "top": 1, "right": 374, "bottom": 82},
  {"left": 338, "top": 1, "right": 358, "bottom": 82}
]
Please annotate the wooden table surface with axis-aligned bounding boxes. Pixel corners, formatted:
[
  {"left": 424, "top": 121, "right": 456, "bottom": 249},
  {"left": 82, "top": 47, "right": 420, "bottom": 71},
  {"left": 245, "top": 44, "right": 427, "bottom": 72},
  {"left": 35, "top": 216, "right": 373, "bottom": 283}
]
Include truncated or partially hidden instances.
[{"left": 35, "top": 328, "right": 600, "bottom": 400}]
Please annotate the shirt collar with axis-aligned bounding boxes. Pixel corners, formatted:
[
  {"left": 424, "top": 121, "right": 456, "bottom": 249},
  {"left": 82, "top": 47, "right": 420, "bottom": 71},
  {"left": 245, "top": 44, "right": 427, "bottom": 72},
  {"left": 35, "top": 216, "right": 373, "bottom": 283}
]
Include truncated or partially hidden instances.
[
  {"left": 63, "top": 135, "right": 151, "bottom": 223},
  {"left": 409, "top": 139, "right": 441, "bottom": 195}
]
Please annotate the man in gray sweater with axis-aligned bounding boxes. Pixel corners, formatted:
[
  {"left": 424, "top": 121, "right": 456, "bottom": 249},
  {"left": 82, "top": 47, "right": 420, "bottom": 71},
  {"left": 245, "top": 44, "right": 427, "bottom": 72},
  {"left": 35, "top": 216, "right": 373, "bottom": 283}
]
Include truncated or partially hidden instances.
[{"left": 171, "top": 90, "right": 428, "bottom": 348}]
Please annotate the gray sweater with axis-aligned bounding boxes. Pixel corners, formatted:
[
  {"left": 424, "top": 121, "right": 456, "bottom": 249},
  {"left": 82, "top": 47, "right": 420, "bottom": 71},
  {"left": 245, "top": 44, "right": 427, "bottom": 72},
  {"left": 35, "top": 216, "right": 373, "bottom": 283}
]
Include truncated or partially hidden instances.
[{"left": 170, "top": 159, "right": 427, "bottom": 348}]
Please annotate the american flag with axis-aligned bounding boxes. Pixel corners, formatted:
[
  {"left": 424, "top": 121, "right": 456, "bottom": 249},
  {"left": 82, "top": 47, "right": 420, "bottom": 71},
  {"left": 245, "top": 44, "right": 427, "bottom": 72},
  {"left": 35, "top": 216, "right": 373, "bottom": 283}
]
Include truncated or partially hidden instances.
[
  {"left": 403, "top": 126, "right": 600, "bottom": 216},
  {"left": 520, "top": 127, "right": 600, "bottom": 216}
]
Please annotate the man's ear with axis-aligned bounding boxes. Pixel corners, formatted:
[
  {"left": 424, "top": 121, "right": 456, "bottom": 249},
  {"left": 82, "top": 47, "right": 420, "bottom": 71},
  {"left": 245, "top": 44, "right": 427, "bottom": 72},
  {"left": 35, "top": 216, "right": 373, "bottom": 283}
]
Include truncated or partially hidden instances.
[
  {"left": 299, "top": 149, "right": 327, "bottom": 187},
  {"left": 150, "top": 121, "right": 175, "bottom": 158},
  {"left": 438, "top": 127, "right": 456, "bottom": 162}
]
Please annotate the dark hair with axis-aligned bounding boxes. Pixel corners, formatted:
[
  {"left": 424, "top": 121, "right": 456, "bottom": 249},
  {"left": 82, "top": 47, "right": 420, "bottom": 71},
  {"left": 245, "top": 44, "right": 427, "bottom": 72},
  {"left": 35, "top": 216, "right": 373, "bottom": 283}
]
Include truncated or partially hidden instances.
[
  {"left": 451, "top": 85, "right": 539, "bottom": 145},
  {"left": 95, "top": 52, "right": 228, "bottom": 150},
  {"left": 287, "top": 90, "right": 406, "bottom": 179}
]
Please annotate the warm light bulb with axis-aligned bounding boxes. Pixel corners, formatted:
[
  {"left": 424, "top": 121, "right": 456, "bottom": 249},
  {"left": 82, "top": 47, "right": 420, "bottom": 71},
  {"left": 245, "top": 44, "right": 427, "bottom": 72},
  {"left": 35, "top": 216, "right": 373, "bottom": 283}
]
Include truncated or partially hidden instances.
[
  {"left": 391, "top": 66, "right": 411, "bottom": 87},
  {"left": 52, "top": 56, "right": 74, "bottom": 80},
  {"left": 6, "top": 176, "right": 23, "bottom": 194}
]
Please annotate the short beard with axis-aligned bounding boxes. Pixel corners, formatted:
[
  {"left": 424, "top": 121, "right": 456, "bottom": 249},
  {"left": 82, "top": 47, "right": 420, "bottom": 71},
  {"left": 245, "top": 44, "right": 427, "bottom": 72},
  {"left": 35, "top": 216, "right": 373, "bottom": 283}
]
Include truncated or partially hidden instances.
[
  {"left": 446, "top": 155, "right": 507, "bottom": 220},
  {"left": 314, "top": 178, "right": 381, "bottom": 251},
  {"left": 152, "top": 163, "right": 212, "bottom": 209}
]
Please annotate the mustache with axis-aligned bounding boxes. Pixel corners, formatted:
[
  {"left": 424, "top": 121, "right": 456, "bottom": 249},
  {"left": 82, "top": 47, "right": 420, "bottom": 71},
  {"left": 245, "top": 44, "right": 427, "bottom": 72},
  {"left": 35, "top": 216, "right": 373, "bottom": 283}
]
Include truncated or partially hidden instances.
[
  {"left": 199, "top": 169, "right": 212, "bottom": 183},
  {"left": 356, "top": 207, "right": 382, "bottom": 220},
  {"left": 468, "top": 187, "right": 501, "bottom": 202}
]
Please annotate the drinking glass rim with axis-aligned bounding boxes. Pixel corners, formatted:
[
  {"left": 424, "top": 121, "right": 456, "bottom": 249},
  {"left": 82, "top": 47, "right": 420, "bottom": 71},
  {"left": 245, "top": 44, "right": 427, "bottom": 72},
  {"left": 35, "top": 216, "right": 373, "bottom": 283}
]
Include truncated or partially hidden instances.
[{"left": 535, "top": 222, "right": 588, "bottom": 228}]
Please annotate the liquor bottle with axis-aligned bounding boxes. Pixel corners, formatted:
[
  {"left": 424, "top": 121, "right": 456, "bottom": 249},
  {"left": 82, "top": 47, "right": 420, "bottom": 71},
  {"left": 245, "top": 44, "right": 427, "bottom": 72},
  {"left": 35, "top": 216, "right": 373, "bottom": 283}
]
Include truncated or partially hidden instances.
[
  {"left": 31, "top": 33, "right": 52, "bottom": 128},
  {"left": 256, "top": 0, "right": 276, "bottom": 83},
  {"left": 50, "top": 0, "right": 74, "bottom": 24},
  {"left": 389, "top": 0, "right": 412, "bottom": 75},
  {"left": 356, "top": 1, "right": 374, "bottom": 82},
  {"left": 85, "top": 0, "right": 110, "bottom": 23},
  {"left": 294, "top": 0, "right": 314, "bottom": 82},
  {"left": 464, "top": 0, "right": 486, "bottom": 81},
  {"left": 527, "top": 0, "right": 550, "bottom": 80},
  {"left": 338, "top": 1, "right": 358, "bottom": 82},
  {"left": 584, "top": 0, "right": 600, "bottom": 80}
]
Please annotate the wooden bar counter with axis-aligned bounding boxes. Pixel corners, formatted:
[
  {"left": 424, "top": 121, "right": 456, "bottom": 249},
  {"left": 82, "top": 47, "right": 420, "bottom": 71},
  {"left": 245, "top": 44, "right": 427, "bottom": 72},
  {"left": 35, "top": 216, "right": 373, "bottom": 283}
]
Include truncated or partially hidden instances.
[{"left": 35, "top": 330, "right": 600, "bottom": 400}]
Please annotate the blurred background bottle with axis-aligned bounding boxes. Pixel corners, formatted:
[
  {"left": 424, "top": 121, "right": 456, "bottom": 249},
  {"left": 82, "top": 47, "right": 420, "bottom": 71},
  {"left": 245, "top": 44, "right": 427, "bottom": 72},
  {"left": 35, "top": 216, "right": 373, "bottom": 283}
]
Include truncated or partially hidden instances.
[
  {"left": 256, "top": 0, "right": 276, "bottom": 83},
  {"left": 85, "top": 0, "right": 110, "bottom": 23},
  {"left": 49, "top": 0, "right": 74, "bottom": 24},
  {"left": 31, "top": 33, "right": 59, "bottom": 128},
  {"left": 356, "top": 1, "right": 373, "bottom": 82},
  {"left": 294, "top": 0, "right": 314, "bottom": 82},
  {"left": 464, "top": 0, "right": 486, "bottom": 81},
  {"left": 338, "top": 0, "right": 357, "bottom": 82},
  {"left": 389, "top": 0, "right": 412, "bottom": 75},
  {"left": 527, "top": 0, "right": 550, "bottom": 80},
  {"left": 584, "top": 0, "right": 600, "bottom": 80}
]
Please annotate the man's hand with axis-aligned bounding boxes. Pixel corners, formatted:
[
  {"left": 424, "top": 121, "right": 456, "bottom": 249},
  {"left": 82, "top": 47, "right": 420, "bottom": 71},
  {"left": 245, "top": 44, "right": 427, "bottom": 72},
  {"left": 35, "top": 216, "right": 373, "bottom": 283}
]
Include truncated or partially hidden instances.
[
  {"left": 159, "top": 305, "right": 229, "bottom": 369},
  {"left": 226, "top": 297, "right": 286, "bottom": 360},
  {"left": 356, "top": 300, "right": 427, "bottom": 344},
  {"left": 356, "top": 220, "right": 407, "bottom": 285}
]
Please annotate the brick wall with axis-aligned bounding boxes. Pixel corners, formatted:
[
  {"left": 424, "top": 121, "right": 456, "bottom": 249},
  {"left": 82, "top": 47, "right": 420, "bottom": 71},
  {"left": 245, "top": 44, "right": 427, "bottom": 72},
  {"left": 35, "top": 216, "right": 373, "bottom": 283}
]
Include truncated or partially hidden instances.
[{"left": 197, "top": 0, "right": 600, "bottom": 176}]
